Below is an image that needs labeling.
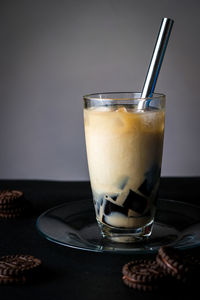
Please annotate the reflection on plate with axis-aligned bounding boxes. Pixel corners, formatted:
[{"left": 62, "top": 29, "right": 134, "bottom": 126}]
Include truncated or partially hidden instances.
[{"left": 36, "top": 199, "right": 200, "bottom": 254}]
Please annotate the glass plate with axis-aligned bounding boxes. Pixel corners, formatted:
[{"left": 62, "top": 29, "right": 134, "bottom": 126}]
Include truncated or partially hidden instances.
[{"left": 36, "top": 199, "right": 200, "bottom": 254}]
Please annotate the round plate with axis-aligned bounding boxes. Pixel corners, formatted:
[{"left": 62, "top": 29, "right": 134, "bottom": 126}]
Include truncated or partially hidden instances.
[{"left": 36, "top": 199, "right": 200, "bottom": 254}]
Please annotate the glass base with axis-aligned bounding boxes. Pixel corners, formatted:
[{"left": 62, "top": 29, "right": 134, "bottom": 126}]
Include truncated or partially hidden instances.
[{"left": 97, "top": 219, "right": 154, "bottom": 243}]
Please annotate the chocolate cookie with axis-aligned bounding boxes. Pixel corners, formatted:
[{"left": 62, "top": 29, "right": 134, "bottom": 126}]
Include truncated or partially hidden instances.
[
  {"left": 0, "top": 211, "right": 25, "bottom": 219},
  {"left": 0, "top": 190, "right": 24, "bottom": 204},
  {"left": 0, "top": 274, "right": 26, "bottom": 285},
  {"left": 156, "top": 246, "right": 195, "bottom": 281},
  {"left": 122, "top": 259, "right": 166, "bottom": 291},
  {"left": 0, "top": 255, "right": 42, "bottom": 276},
  {"left": 0, "top": 190, "right": 30, "bottom": 219}
]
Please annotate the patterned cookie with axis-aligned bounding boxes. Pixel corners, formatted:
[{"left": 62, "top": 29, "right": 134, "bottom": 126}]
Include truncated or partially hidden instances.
[
  {"left": 122, "top": 259, "right": 167, "bottom": 291},
  {"left": 0, "top": 274, "right": 26, "bottom": 285},
  {"left": 0, "top": 190, "right": 24, "bottom": 204},
  {"left": 156, "top": 246, "right": 196, "bottom": 282},
  {"left": 0, "top": 255, "right": 42, "bottom": 276},
  {"left": 0, "top": 190, "right": 30, "bottom": 219}
]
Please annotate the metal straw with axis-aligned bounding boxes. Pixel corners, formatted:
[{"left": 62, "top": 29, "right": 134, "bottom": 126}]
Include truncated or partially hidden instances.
[{"left": 138, "top": 17, "right": 174, "bottom": 109}]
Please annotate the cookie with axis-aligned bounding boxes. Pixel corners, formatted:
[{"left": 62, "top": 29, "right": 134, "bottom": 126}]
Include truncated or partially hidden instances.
[
  {"left": 156, "top": 246, "right": 195, "bottom": 281},
  {"left": 0, "top": 190, "right": 24, "bottom": 204},
  {"left": 0, "top": 190, "right": 30, "bottom": 219},
  {"left": 0, "top": 211, "right": 26, "bottom": 219},
  {"left": 0, "top": 255, "right": 42, "bottom": 276},
  {"left": 0, "top": 198, "right": 26, "bottom": 209},
  {"left": 122, "top": 259, "right": 166, "bottom": 291},
  {"left": 0, "top": 204, "right": 26, "bottom": 213},
  {"left": 0, "top": 274, "right": 26, "bottom": 285},
  {"left": 0, "top": 206, "right": 27, "bottom": 219}
]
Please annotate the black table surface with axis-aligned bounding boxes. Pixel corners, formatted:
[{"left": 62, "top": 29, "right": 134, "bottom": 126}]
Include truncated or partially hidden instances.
[{"left": 0, "top": 177, "right": 200, "bottom": 300}]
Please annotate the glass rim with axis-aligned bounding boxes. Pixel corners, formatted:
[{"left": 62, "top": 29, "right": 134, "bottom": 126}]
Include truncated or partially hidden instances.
[{"left": 83, "top": 92, "right": 165, "bottom": 101}]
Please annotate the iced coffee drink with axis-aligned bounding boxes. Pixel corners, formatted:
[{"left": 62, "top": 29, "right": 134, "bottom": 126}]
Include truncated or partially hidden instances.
[{"left": 83, "top": 93, "right": 165, "bottom": 242}]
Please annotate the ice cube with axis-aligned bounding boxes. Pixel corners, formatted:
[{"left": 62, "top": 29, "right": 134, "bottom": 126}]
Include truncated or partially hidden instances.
[
  {"left": 116, "top": 106, "right": 127, "bottom": 113},
  {"left": 90, "top": 106, "right": 114, "bottom": 112}
]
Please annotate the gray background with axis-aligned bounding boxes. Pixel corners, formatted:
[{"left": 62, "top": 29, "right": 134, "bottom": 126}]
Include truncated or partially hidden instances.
[{"left": 0, "top": 0, "right": 200, "bottom": 180}]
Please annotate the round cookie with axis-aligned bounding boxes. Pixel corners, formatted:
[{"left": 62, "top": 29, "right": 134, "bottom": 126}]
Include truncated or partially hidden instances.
[
  {"left": 0, "top": 211, "right": 25, "bottom": 219},
  {"left": 0, "top": 190, "right": 24, "bottom": 204},
  {"left": 0, "top": 205, "right": 26, "bottom": 213},
  {"left": 0, "top": 198, "right": 27, "bottom": 209},
  {"left": 0, "top": 190, "right": 30, "bottom": 219},
  {"left": 122, "top": 259, "right": 166, "bottom": 291},
  {"left": 0, "top": 274, "right": 26, "bottom": 285},
  {"left": 156, "top": 246, "right": 195, "bottom": 281},
  {"left": 0, "top": 255, "right": 42, "bottom": 276},
  {"left": 0, "top": 205, "right": 27, "bottom": 219}
]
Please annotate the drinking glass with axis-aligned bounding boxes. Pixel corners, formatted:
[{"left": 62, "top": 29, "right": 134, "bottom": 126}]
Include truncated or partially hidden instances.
[{"left": 83, "top": 92, "right": 165, "bottom": 243}]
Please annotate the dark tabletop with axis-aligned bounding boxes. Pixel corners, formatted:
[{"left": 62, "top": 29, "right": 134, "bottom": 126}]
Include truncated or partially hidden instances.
[{"left": 0, "top": 177, "right": 200, "bottom": 300}]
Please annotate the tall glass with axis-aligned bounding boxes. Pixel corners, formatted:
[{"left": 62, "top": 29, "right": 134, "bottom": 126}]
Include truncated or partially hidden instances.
[{"left": 83, "top": 92, "right": 165, "bottom": 243}]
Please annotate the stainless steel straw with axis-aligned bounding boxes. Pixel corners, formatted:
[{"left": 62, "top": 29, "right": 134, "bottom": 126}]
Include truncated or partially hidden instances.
[{"left": 138, "top": 17, "right": 174, "bottom": 109}]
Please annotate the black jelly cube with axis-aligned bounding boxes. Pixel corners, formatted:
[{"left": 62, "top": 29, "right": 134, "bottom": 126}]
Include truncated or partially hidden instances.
[
  {"left": 123, "top": 189, "right": 147, "bottom": 214},
  {"left": 105, "top": 194, "right": 118, "bottom": 201},
  {"left": 138, "top": 179, "right": 152, "bottom": 196},
  {"left": 104, "top": 200, "right": 128, "bottom": 216},
  {"left": 147, "top": 165, "right": 160, "bottom": 190},
  {"left": 139, "top": 165, "right": 161, "bottom": 197}
]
